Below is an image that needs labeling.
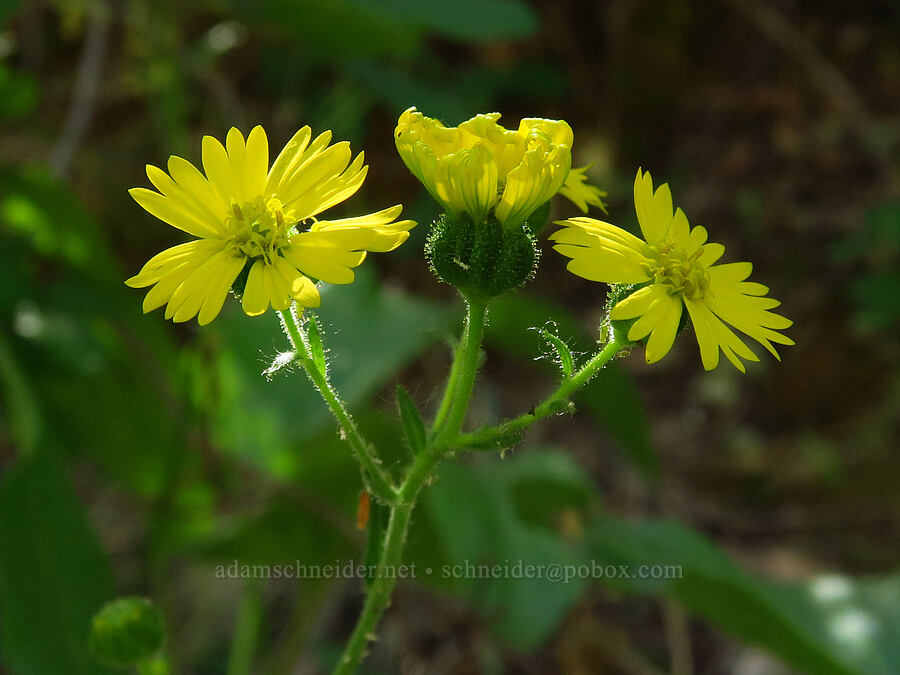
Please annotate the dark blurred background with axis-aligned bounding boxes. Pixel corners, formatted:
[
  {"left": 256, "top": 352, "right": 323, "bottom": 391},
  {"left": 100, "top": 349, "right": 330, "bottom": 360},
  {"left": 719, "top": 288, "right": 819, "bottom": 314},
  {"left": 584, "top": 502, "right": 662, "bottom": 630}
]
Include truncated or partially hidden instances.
[{"left": 0, "top": 0, "right": 898, "bottom": 673}]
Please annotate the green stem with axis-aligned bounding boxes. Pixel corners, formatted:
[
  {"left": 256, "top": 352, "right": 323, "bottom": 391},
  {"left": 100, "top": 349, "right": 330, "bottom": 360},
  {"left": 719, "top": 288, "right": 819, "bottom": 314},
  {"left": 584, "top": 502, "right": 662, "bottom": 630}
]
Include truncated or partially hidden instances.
[
  {"left": 136, "top": 653, "right": 169, "bottom": 675},
  {"left": 226, "top": 579, "right": 263, "bottom": 675},
  {"left": 332, "top": 299, "right": 488, "bottom": 674},
  {"left": 434, "top": 298, "right": 487, "bottom": 440},
  {"left": 453, "top": 338, "right": 626, "bottom": 449},
  {"left": 278, "top": 309, "right": 398, "bottom": 505},
  {"left": 430, "top": 336, "right": 463, "bottom": 436},
  {"left": 332, "top": 441, "right": 448, "bottom": 675}
]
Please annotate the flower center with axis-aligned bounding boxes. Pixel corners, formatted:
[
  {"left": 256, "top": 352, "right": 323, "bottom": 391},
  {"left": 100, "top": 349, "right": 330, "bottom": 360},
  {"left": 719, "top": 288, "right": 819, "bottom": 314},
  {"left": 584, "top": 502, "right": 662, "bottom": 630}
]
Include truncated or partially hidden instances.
[
  {"left": 224, "top": 197, "right": 295, "bottom": 263},
  {"left": 644, "top": 241, "right": 710, "bottom": 300}
]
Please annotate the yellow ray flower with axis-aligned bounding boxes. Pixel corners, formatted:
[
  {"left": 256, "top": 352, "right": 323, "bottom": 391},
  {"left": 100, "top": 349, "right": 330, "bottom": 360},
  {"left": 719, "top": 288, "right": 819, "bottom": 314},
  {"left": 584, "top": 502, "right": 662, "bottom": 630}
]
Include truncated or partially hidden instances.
[
  {"left": 551, "top": 169, "right": 794, "bottom": 372},
  {"left": 126, "top": 125, "right": 415, "bottom": 325},
  {"left": 394, "top": 107, "right": 605, "bottom": 229}
]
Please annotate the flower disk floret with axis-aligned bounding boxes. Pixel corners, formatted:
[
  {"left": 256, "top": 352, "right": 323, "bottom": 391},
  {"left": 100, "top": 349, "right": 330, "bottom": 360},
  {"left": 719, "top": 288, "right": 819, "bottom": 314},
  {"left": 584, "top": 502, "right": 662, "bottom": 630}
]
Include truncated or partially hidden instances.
[
  {"left": 552, "top": 169, "right": 794, "bottom": 372},
  {"left": 126, "top": 125, "right": 416, "bottom": 325}
]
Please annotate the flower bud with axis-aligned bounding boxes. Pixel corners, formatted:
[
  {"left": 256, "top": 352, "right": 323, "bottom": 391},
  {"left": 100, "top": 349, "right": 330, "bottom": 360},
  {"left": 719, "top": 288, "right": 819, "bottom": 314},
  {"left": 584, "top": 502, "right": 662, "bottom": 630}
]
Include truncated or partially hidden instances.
[{"left": 89, "top": 597, "right": 165, "bottom": 668}]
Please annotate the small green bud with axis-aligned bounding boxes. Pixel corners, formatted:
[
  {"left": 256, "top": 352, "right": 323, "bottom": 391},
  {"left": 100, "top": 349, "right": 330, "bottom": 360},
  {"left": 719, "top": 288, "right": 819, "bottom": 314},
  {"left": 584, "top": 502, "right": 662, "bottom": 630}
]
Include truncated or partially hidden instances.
[
  {"left": 425, "top": 213, "right": 540, "bottom": 301},
  {"left": 89, "top": 597, "right": 165, "bottom": 668}
]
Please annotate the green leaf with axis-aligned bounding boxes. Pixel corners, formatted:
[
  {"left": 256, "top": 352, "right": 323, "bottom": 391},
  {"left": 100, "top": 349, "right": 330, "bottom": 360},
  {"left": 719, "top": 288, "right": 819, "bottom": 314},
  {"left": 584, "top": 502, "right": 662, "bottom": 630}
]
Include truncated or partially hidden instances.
[
  {"left": 244, "top": 0, "right": 421, "bottom": 58},
  {"left": 0, "top": 328, "right": 41, "bottom": 455},
  {"left": 305, "top": 313, "right": 329, "bottom": 377},
  {"left": 588, "top": 518, "right": 863, "bottom": 675},
  {"left": 396, "top": 385, "right": 426, "bottom": 455},
  {"left": 539, "top": 324, "right": 575, "bottom": 377},
  {"left": 364, "top": 0, "right": 539, "bottom": 43},
  {"left": 0, "top": 450, "right": 115, "bottom": 674},
  {"left": 414, "top": 450, "right": 596, "bottom": 650}
]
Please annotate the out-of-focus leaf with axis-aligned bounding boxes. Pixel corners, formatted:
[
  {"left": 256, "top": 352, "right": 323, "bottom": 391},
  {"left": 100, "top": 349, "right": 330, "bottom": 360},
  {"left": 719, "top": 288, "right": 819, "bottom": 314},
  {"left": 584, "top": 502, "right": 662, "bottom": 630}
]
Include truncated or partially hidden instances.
[
  {"left": 577, "top": 363, "right": 657, "bottom": 478},
  {"left": 851, "top": 272, "right": 900, "bottom": 329},
  {"left": 346, "top": 61, "right": 472, "bottom": 126},
  {"left": 793, "top": 574, "right": 900, "bottom": 675},
  {"left": 0, "top": 64, "right": 38, "bottom": 119},
  {"left": 0, "top": 450, "right": 115, "bottom": 674},
  {"left": 588, "top": 518, "right": 863, "bottom": 675},
  {"left": 415, "top": 450, "right": 595, "bottom": 650},
  {"left": 18, "top": 282, "right": 183, "bottom": 495},
  {"left": 488, "top": 294, "right": 657, "bottom": 479},
  {"left": 242, "top": 0, "right": 421, "bottom": 58},
  {"left": 0, "top": 169, "right": 185, "bottom": 495},
  {"left": 0, "top": 166, "right": 110, "bottom": 271},
  {"left": 0, "top": 328, "right": 41, "bottom": 455},
  {"left": 362, "top": 0, "right": 538, "bottom": 42}
]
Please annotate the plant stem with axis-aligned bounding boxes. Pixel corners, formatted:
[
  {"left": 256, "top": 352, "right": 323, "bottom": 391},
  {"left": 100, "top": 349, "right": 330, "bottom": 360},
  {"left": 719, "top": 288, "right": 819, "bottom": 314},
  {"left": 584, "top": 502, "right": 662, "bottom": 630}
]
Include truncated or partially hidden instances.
[
  {"left": 278, "top": 309, "right": 398, "bottom": 505},
  {"left": 332, "top": 439, "right": 448, "bottom": 675},
  {"left": 452, "top": 338, "right": 626, "bottom": 449},
  {"left": 332, "top": 299, "right": 489, "bottom": 674},
  {"left": 434, "top": 298, "right": 487, "bottom": 440},
  {"left": 430, "top": 336, "right": 463, "bottom": 436},
  {"left": 226, "top": 578, "right": 263, "bottom": 675}
]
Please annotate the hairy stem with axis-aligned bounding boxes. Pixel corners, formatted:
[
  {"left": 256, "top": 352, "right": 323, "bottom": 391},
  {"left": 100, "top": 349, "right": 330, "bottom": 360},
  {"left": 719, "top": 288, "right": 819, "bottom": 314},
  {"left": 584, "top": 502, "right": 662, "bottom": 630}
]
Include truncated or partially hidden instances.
[
  {"left": 430, "top": 336, "right": 463, "bottom": 436},
  {"left": 332, "top": 299, "right": 489, "bottom": 674},
  {"left": 332, "top": 438, "right": 448, "bottom": 675},
  {"left": 279, "top": 309, "right": 398, "bottom": 505},
  {"left": 434, "top": 298, "right": 487, "bottom": 440}
]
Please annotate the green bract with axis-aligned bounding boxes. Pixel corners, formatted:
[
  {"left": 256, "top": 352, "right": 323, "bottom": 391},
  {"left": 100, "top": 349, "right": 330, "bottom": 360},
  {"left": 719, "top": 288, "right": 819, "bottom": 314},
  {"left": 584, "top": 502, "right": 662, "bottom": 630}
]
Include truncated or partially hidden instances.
[{"left": 426, "top": 212, "right": 540, "bottom": 301}]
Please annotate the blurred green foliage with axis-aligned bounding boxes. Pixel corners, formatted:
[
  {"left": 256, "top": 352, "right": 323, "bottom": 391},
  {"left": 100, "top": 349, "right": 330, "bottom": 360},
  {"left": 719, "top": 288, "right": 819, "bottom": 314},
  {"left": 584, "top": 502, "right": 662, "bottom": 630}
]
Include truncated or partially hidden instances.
[{"left": 1, "top": 0, "right": 898, "bottom": 672}]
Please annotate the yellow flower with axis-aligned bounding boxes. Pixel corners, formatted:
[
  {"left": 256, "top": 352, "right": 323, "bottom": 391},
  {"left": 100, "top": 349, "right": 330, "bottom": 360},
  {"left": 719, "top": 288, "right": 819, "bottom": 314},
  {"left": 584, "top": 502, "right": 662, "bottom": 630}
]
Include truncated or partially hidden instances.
[
  {"left": 551, "top": 169, "right": 794, "bottom": 372},
  {"left": 394, "top": 107, "right": 605, "bottom": 229},
  {"left": 126, "top": 125, "right": 415, "bottom": 325}
]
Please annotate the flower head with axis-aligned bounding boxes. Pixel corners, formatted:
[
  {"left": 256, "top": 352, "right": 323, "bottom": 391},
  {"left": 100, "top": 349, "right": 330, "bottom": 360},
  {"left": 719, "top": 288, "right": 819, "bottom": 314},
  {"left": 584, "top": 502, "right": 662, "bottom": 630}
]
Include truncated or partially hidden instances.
[
  {"left": 552, "top": 169, "right": 793, "bottom": 371},
  {"left": 126, "top": 125, "right": 415, "bottom": 325},
  {"left": 394, "top": 107, "right": 605, "bottom": 229}
]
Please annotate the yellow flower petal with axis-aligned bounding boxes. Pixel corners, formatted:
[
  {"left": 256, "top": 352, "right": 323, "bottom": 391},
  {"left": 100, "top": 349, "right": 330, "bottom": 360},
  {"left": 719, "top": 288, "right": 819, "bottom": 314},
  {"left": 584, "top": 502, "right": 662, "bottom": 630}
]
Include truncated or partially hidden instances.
[
  {"left": 644, "top": 293, "right": 683, "bottom": 363},
  {"left": 166, "top": 156, "right": 227, "bottom": 222},
  {"left": 311, "top": 205, "right": 416, "bottom": 251},
  {"left": 198, "top": 254, "right": 246, "bottom": 325},
  {"left": 633, "top": 168, "right": 671, "bottom": 243},
  {"left": 266, "top": 126, "right": 312, "bottom": 192},
  {"left": 284, "top": 233, "right": 367, "bottom": 284},
  {"left": 145, "top": 164, "right": 223, "bottom": 236},
  {"left": 684, "top": 297, "right": 721, "bottom": 370},
  {"left": 558, "top": 165, "right": 607, "bottom": 213},
  {"left": 242, "top": 259, "right": 271, "bottom": 316},
  {"left": 225, "top": 127, "right": 248, "bottom": 204},
  {"left": 165, "top": 249, "right": 237, "bottom": 322},
  {"left": 243, "top": 125, "right": 269, "bottom": 202},
  {"left": 128, "top": 187, "right": 221, "bottom": 239},
  {"left": 277, "top": 141, "right": 352, "bottom": 210},
  {"left": 609, "top": 285, "right": 658, "bottom": 320},
  {"left": 201, "top": 134, "right": 238, "bottom": 206}
]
